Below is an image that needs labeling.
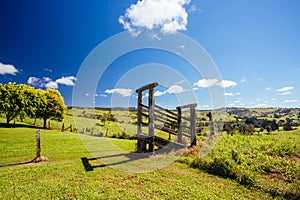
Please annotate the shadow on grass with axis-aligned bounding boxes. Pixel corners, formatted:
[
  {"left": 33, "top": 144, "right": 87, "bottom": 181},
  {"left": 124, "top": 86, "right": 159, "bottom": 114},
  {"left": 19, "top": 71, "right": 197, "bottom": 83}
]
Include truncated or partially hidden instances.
[
  {"left": 0, "top": 159, "right": 36, "bottom": 167},
  {"left": 81, "top": 153, "right": 150, "bottom": 172},
  {"left": 0, "top": 122, "right": 39, "bottom": 129}
]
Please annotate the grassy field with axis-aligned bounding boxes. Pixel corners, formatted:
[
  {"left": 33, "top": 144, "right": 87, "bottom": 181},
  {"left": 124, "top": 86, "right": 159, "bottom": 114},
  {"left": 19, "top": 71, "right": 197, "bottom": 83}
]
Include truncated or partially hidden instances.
[
  {"left": 182, "top": 130, "right": 300, "bottom": 199},
  {"left": 0, "top": 126, "right": 277, "bottom": 200}
]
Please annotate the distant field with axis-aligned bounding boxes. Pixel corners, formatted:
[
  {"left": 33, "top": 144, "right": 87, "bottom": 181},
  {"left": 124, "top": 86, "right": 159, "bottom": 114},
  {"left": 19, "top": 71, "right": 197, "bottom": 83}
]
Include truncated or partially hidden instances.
[{"left": 0, "top": 126, "right": 276, "bottom": 199}]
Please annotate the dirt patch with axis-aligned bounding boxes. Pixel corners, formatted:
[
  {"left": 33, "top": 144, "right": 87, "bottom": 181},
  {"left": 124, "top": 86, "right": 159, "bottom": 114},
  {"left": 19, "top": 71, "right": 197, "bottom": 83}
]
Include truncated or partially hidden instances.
[{"left": 18, "top": 156, "right": 49, "bottom": 166}]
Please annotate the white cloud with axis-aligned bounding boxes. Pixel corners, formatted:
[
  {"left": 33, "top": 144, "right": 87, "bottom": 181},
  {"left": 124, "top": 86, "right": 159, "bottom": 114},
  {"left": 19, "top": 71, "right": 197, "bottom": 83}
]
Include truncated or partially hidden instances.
[
  {"left": 224, "top": 92, "right": 234, "bottom": 96},
  {"left": 154, "top": 90, "right": 166, "bottom": 96},
  {"left": 56, "top": 76, "right": 76, "bottom": 86},
  {"left": 240, "top": 77, "right": 247, "bottom": 83},
  {"left": 167, "top": 85, "right": 185, "bottom": 94},
  {"left": 119, "top": 0, "right": 191, "bottom": 35},
  {"left": 271, "top": 98, "right": 277, "bottom": 101},
  {"left": 265, "top": 87, "right": 272, "bottom": 91},
  {"left": 27, "top": 77, "right": 41, "bottom": 86},
  {"left": 234, "top": 101, "right": 241, "bottom": 103},
  {"left": 44, "top": 68, "right": 52, "bottom": 73},
  {"left": 255, "top": 103, "right": 267, "bottom": 107},
  {"left": 277, "top": 86, "right": 294, "bottom": 92},
  {"left": 0, "top": 62, "right": 19, "bottom": 75},
  {"left": 188, "top": 4, "right": 196, "bottom": 13},
  {"left": 192, "top": 87, "right": 198, "bottom": 91},
  {"left": 45, "top": 81, "right": 58, "bottom": 89},
  {"left": 284, "top": 100, "right": 298, "bottom": 103},
  {"left": 280, "top": 91, "right": 291, "bottom": 96},
  {"left": 194, "top": 79, "right": 237, "bottom": 88},
  {"left": 194, "top": 79, "right": 219, "bottom": 88},
  {"left": 27, "top": 75, "right": 76, "bottom": 88},
  {"left": 105, "top": 88, "right": 132, "bottom": 97},
  {"left": 217, "top": 80, "right": 237, "bottom": 88}
]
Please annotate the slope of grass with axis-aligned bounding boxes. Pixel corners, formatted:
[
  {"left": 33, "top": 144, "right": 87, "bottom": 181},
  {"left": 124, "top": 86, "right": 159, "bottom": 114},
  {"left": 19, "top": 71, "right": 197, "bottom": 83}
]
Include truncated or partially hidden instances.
[
  {"left": 0, "top": 126, "right": 273, "bottom": 199},
  {"left": 184, "top": 130, "right": 300, "bottom": 199}
]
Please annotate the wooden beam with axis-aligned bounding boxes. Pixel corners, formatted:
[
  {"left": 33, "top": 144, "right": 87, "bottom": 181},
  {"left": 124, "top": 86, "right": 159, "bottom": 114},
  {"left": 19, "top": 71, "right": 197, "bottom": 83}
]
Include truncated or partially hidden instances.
[
  {"left": 176, "top": 103, "right": 197, "bottom": 110},
  {"left": 136, "top": 82, "right": 158, "bottom": 93}
]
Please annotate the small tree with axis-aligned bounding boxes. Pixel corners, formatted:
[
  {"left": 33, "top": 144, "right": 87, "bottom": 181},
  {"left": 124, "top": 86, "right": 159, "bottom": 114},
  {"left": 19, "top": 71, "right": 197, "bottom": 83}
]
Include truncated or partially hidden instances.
[
  {"left": 35, "top": 89, "right": 67, "bottom": 128},
  {"left": 0, "top": 82, "right": 35, "bottom": 125}
]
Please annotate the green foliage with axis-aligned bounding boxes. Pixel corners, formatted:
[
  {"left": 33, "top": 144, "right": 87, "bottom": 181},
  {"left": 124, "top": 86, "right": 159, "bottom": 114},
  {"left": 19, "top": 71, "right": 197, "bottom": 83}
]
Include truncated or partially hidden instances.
[
  {"left": 0, "top": 82, "right": 36, "bottom": 125},
  {"left": 36, "top": 89, "right": 67, "bottom": 128},
  {"left": 186, "top": 131, "right": 300, "bottom": 198},
  {"left": 0, "top": 83, "right": 66, "bottom": 128}
]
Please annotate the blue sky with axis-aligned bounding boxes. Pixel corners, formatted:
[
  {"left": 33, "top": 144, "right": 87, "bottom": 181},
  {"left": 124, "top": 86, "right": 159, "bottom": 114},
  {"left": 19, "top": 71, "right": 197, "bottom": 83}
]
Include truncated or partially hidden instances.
[{"left": 0, "top": 0, "right": 299, "bottom": 109}]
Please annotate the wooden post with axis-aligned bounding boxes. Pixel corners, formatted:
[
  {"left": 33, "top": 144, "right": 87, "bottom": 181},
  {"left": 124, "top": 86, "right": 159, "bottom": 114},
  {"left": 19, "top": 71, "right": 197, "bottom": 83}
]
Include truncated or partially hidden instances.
[
  {"left": 36, "top": 129, "right": 41, "bottom": 158},
  {"left": 177, "top": 107, "right": 182, "bottom": 143},
  {"left": 137, "top": 92, "right": 143, "bottom": 136},
  {"left": 48, "top": 121, "right": 50, "bottom": 129},
  {"left": 148, "top": 86, "right": 155, "bottom": 152},
  {"left": 190, "top": 106, "right": 196, "bottom": 146},
  {"left": 70, "top": 124, "right": 72, "bottom": 132},
  {"left": 208, "top": 112, "right": 215, "bottom": 138},
  {"left": 61, "top": 123, "right": 65, "bottom": 132}
]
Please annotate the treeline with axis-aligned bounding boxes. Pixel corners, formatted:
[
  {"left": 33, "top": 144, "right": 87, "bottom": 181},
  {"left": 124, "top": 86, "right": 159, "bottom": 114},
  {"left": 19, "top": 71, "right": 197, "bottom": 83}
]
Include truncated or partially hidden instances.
[
  {"left": 0, "top": 82, "right": 66, "bottom": 128},
  {"left": 223, "top": 117, "right": 296, "bottom": 135}
]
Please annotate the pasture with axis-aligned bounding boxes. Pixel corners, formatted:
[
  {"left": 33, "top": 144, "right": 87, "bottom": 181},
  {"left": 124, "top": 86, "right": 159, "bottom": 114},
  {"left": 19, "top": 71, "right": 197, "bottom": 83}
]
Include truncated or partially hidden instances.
[{"left": 0, "top": 126, "right": 278, "bottom": 200}]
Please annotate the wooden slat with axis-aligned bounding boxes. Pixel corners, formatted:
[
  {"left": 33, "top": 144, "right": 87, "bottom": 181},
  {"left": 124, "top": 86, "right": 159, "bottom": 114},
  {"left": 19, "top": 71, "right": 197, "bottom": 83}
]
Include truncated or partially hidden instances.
[
  {"left": 154, "top": 109, "right": 178, "bottom": 121},
  {"left": 154, "top": 104, "right": 177, "bottom": 117}
]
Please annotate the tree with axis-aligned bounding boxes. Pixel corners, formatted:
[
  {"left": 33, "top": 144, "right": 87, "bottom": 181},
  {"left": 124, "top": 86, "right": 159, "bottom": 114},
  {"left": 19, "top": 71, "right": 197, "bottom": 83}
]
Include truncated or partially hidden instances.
[
  {"left": 283, "top": 118, "right": 293, "bottom": 131},
  {"left": 270, "top": 120, "right": 279, "bottom": 131},
  {"left": 35, "top": 89, "right": 67, "bottom": 128},
  {"left": 0, "top": 82, "right": 35, "bottom": 126}
]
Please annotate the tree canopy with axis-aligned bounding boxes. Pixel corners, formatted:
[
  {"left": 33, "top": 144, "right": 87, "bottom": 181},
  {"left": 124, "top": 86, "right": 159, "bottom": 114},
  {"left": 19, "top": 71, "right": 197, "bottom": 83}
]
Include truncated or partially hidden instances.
[{"left": 0, "top": 82, "right": 66, "bottom": 128}]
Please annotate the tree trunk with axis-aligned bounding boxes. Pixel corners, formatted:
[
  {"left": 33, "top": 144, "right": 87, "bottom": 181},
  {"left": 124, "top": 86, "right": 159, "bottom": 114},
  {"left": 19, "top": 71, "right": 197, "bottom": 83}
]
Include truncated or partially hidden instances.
[
  {"left": 43, "top": 118, "right": 47, "bottom": 129},
  {"left": 6, "top": 117, "right": 10, "bottom": 127}
]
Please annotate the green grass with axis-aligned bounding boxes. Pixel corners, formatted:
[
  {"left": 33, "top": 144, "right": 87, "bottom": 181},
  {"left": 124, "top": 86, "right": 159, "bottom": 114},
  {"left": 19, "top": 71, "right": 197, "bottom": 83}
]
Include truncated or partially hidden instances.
[
  {"left": 185, "top": 130, "right": 300, "bottom": 199},
  {"left": 0, "top": 126, "right": 274, "bottom": 199}
]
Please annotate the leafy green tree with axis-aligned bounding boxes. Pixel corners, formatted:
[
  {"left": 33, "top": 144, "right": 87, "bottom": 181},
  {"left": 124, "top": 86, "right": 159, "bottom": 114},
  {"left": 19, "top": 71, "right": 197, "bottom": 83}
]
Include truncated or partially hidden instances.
[
  {"left": 35, "top": 89, "right": 67, "bottom": 128},
  {"left": 0, "top": 82, "right": 35, "bottom": 125}
]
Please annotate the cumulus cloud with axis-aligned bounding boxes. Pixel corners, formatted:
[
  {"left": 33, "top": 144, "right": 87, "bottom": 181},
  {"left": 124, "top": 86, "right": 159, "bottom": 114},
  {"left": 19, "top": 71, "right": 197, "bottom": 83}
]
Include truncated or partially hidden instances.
[
  {"left": 27, "top": 75, "right": 76, "bottom": 88},
  {"left": 0, "top": 62, "right": 19, "bottom": 75},
  {"left": 27, "top": 77, "right": 41, "bottom": 86},
  {"left": 167, "top": 85, "right": 185, "bottom": 94},
  {"left": 45, "top": 81, "right": 58, "bottom": 89},
  {"left": 217, "top": 80, "right": 237, "bottom": 88},
  {"left": 224, "top": 92, "right": 234, "bottom": 97},
  {"left": 284, "top": 100, "right": 298, "bottom": 103},
  {"left": 105, "top": 88, "right": 132, "bottom": 97},
  {"left": 154, "top": 90, "right": 166, "bottom": 96},
  {"left": 277, "top": 86, "right": 294, "bottom": 92},
  {"left": 56, "top": 76, "right": 76, "bottom": 86},
  {"left": 194, "top": 79, "right": 219, "bottom": 88},
  {"left": 265, "top": 87, "right": 272, "bottom": 91},
  {"left": 280, "top": 91, "right": 291, "bottom": 96},
  {"left": 119, "top": 0, "right": 191, "bottom": 35},
  {"left": 194, "top": 79, "right": 237, "bottom": 89}
]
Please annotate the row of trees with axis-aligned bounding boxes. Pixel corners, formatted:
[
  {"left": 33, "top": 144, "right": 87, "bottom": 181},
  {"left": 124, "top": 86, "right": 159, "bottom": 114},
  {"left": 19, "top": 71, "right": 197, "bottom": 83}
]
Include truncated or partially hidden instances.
[
  {"left": 223, "top": 117, "right": 295, "bottom": 135},
  {"left": 0, "top": 82, "right": 66, "bottom": 128}
]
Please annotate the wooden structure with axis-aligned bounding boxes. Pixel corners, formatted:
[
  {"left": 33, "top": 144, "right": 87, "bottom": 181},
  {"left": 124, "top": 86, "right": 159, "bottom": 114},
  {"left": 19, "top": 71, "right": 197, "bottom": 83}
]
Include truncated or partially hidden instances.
[{"left": 136, "top": 82, "right": 198, "bottom": 153}]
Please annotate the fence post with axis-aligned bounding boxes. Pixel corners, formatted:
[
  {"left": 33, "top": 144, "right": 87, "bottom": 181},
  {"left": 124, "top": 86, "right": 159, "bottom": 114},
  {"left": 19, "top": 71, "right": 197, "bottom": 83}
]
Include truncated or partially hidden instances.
[
  {"left": 36, "top": 129, "right": 41, "bottom": 158},
  {"left": 177, "top": 107, "right": 182, "bottom": 143},
  {"left": 148, "top": 86, "right": 155, "bottom": 152},
  {"left": 190, "top": 106, "right": 196, "bottom": 146}
]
